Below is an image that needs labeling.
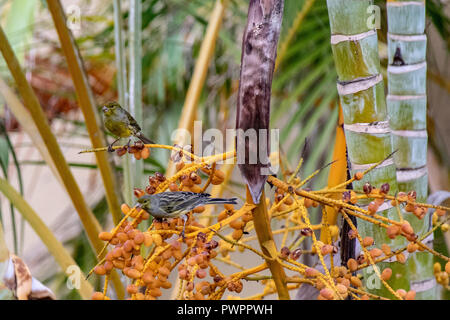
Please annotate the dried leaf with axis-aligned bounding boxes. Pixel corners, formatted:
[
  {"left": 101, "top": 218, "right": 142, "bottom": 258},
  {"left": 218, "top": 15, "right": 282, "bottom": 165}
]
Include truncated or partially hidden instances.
[
  {"left": 2, "top": 254, "right": 55, "bottom": 300},
  {"left": 236, "top": 0, "right": 284, "bottom": 203}
]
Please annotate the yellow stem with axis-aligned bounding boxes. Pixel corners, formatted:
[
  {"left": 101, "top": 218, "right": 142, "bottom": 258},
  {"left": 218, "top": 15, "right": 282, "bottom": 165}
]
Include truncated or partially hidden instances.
[
  {"left": 0, "top": 178, "right": 93, "bottom": 299},
  {"left": 247, "top": 187, "right": 290, "bottom": 300},
  {"left": 47, "top": 0, "right": 122, "bottom": 225}
]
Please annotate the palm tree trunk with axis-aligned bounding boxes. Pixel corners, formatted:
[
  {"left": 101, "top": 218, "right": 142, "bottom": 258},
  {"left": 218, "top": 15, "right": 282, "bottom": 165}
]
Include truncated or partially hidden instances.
[
  {"left": 326, "top": 0, "right": 409, "bottom": 298},
  {"left": 387, "top": 0, "right": 436, "bottom": 299}
]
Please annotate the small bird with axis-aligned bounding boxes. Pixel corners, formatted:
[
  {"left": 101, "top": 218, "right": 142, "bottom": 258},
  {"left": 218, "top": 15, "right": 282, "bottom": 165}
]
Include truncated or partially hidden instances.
[
  {"left": 136, "top": 192, "right": 238, "bottom": 238},
  {"left": 101, "top": 101, "right": 155, "bottom": 152}
]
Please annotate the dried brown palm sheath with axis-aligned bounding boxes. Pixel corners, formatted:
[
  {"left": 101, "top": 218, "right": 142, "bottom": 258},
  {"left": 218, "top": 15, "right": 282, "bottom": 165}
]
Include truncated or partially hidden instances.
[{"left": 236, "top": 0, "right": 284, "bottom": 204}]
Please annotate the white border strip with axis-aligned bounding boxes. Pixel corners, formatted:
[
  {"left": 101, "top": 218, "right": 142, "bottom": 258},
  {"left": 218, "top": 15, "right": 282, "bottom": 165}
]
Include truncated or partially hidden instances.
[
  {"left": 331, "top": 30, "right": 376, "bottom": 45},
  {"left": 387, "top": 94, "right": 426, "bottom": 101},
  {"left": 388, "top": 33, "right": 427, "bottom": 42},
  {"left": 344, "top": 121, "right": 390, "bottom": 134},
  {"left": 337, "top": 74, "right": 382, "bottom": 95},
  {"left": 387, "top": 1, "right": 425, "bottom": 7},
  {"left": 397, "top": 167, "right": 427, "bottom": 182},
  {"left": 391, "top": 130, "right": 428, "bottom": 138},
  {"left": 388, "top": 61, "right": 426, "bottom": 74},
  {"left": 351, "top": 158, "right": 395, "bottom": 171}
]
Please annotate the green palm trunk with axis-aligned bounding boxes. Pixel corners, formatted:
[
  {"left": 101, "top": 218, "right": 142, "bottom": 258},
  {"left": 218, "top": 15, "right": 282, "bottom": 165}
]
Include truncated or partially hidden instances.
[
  {"left": 326, "top": 0, "right": 409, "bottom": 298},
  {"left": 387, "top": 0, "right": 436, "bottom": 299}
]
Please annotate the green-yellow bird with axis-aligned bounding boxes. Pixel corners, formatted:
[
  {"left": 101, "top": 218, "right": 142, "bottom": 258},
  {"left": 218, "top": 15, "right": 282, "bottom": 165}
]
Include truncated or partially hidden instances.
[{"left": 101, "top": 101, "right": 155, "bottom": 152}]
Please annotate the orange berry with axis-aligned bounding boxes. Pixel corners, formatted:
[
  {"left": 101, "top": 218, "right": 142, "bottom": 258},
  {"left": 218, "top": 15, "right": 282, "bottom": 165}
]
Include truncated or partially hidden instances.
[
  {"left": 370, "top": 248, "right": 382, "bottom": 258},
  {"left": 381, "top": 244, "right": 392, "bottom": 255},
  {"left": 354, "top": 172, "right": 363, "bottom": 180},
  {"left": 350, "top": 276, "right": 362, "bottom": 287},
  {"left": 232, "top": 229, "right": 243, "bottom": 240},
  {"left": 368, "top": 201, "right": 379, "bottom": 215},
  {"left": 362, "top": 236, "right": 374, "bottom": 247},
  {"left": 193, "top": 205, "right": 205, "bottom": 213},
  {"left": 196, "top": 269, "right": 207, "bottom": 279},
  {"left": 151, "top": 233, "right": 163, "bottom": 246},
  {"left": 321, "top": 244, "right": 333, "bottom": 255},
  {"left": 401, "top": 222, "right": 414, "bottom": 235},
  {"left": 121, "top": 203, "right": 131, "bottom": 215},
  {"left": 305, "top": 268, "right": 319, "bottom": 277},
  {"left": 407, "top": 242, "right": 418, "bottom": 253},
  {"left": 98, "top": 232, "right": 113, "bottom": 241},
  {"left": 230, "top": 219, "right": 244, "bottom": 230},
  {"left": 381, "top": 268, "right": 392, "bottom": 281},
  {"left": 396, "top": 289, "right": 407, "bottom": 298},
  {"left": 386, "top": 225, "right": 400, "bottom": 239},
  {"left": 405, "top": 290, "right": 416, "bottom": 300},
  {"left": 134, "top": 232, "right": 145, "bottom": 245},
  {"left": 92, "top": 292, "right": 105, "bottom": 300},
  {"left": 396, "top": 253, "right": 406, "bottom": 264},
  {"left": 141, "top": 147, "right": 150, "bottom": 159},
  {"left": 149, "top": 288, "right": 162, "bottom": 297},
  {"left": 320, "top": 288, "right": 334, "bottom": 300},
  {"left": 126, "top": 268, "right": 141, "bottom": 279},
  {"left": 347, "top": 259, "right": 358, "bottom": 272},
  {"left": 445, "top": 261, "right": 450, "bottom": 274},
  {"left": 94, "top": 265, "right": 106, "bottom": 276},
  {"left": 127, "top": 284, "right": 138, "bottom": 294}
]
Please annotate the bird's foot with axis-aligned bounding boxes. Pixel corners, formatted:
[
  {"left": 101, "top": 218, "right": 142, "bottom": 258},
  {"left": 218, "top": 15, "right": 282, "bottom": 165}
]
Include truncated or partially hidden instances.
[{"left": 107, "top": 145, "right": 115, "bottom": 153}]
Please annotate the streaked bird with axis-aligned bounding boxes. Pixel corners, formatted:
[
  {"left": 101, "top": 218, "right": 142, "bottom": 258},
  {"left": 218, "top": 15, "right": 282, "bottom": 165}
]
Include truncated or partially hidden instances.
[{"left": 136, "top": 191, "right": 238, "bottom": 238}]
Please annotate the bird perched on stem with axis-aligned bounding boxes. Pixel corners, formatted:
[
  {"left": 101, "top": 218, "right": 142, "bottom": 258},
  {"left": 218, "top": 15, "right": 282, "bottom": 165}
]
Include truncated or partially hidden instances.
[
  {"left": 101, "top": 101, "right": 155, "bottom": 152},
  {"left": 136, "top": 192, "right": 238, "bottom": 238}
]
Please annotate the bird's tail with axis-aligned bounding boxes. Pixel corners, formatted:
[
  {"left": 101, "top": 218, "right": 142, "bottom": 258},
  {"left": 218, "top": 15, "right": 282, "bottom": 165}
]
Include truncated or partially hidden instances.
[
  {"left": 206, "top": 197, "right": 238, "bottom": 205},
  {"left": 136, "top": 132, "right": 155, "bottom": 144}
]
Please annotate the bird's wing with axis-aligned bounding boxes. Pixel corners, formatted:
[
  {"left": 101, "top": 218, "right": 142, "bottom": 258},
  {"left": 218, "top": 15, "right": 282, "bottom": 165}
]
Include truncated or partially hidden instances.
[
  {"left": 122, "top": 108, "right": 142, "bottom": 134},
  {"left": 159, "top": 192, "right": 210, "bottom": 214}
]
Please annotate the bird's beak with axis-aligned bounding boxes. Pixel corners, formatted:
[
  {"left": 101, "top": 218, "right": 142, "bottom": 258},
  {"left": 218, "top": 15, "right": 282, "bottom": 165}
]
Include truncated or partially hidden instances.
[{"left": 102, "top": 106, "right": 108, "bottom": 113}]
